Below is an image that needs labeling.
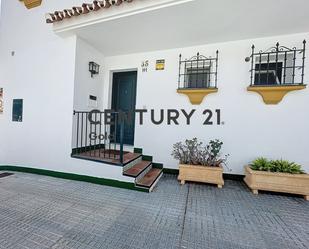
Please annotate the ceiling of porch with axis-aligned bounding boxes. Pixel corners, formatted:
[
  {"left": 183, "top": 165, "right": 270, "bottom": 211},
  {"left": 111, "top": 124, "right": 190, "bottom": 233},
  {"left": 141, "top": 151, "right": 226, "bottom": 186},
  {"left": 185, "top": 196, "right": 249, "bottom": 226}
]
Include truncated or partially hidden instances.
[{"left": 60, "top": 0, "right": 309, "bottom": 56}]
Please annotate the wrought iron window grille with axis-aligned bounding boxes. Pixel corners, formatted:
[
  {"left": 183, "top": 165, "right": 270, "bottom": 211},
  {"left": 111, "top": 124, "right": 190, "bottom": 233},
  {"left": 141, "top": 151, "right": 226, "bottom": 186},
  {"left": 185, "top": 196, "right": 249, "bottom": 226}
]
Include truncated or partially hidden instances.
[
  {"left": 248, "top": 40, "right": 306, "bottom": 86},
  {"left": 178, "top": 51, "right": 219, "bottom": 89}
]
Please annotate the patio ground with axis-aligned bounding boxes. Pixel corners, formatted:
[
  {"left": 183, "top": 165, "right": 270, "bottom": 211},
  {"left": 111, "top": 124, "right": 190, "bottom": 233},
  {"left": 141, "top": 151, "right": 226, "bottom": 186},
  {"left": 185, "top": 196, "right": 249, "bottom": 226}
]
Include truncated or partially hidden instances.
[{"left": 0, "top": 172, "right": 308, "bottom": 249}]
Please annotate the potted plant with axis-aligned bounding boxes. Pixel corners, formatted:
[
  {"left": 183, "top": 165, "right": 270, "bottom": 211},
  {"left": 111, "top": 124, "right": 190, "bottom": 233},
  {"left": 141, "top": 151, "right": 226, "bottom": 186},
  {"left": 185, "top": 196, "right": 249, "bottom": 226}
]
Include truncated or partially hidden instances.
[
  {"left": 172, "top": 138, "right": 228, "bottom": 188},
  {"left": 244, "top": 158, "right": 309, "bottom": 200}
]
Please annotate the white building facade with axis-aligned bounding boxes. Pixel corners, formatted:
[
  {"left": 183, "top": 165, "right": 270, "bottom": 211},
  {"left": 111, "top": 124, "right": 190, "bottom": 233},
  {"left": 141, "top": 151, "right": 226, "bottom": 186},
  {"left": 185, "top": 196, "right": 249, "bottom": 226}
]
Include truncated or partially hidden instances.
[{"left": 0, "top": 0, "right": 309, "bottom": 189}]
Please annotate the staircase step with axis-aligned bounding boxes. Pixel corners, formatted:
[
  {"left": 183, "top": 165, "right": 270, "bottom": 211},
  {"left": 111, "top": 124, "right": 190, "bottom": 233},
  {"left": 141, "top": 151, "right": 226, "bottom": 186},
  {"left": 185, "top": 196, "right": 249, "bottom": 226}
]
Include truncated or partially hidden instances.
[
  {"left": 136, "top": 168, "right": 162, "bottom": 188},
  {"left": 72, "top": 150, "right": 141, "bottom": 166},
  {"left": 123, "top": 161, "right": 152, "bottom": 177}
]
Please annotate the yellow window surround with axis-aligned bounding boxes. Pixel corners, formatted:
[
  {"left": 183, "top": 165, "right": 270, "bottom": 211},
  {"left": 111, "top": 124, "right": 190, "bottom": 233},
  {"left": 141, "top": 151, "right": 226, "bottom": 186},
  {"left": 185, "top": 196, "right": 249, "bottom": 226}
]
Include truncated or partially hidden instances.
[
  {"left": 19, "top": 0, "right": 42, "bottom": 9},
  {"left": 247, "top": 85, "right": 306, "bottom": 104},
  {"left": 177, "top": 88, "right": 218, "bottom": 105}
]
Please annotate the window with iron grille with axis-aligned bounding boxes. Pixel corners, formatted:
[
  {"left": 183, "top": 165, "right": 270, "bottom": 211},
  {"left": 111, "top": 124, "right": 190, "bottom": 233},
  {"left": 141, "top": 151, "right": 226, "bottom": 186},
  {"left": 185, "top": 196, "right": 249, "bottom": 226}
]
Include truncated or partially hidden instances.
[
  {"left": 254, "top": 62, "right": 283, "bottom": 85},
  {"left": 178, "top": 51, "right": 218, "bottom": 89},
  {"left": 249, "top": 40, "right": 306, "bottom": 86}
]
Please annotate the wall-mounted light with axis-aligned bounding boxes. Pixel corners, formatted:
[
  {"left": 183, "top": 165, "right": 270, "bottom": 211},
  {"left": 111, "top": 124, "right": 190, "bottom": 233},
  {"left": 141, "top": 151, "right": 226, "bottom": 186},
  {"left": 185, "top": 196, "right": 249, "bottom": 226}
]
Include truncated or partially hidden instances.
[{"left": 89, "top": 61, "right": 100, "bottom": 78}]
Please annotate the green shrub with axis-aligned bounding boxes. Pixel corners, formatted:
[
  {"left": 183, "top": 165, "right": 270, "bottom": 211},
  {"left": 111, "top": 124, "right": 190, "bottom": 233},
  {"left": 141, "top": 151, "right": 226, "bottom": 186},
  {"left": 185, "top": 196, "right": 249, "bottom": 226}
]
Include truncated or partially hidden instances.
[
  {"left": 250, "top": 157, "right": 272, "bottom": 171},
  {"left": 250, "top": 157, "right": 305, "bottom": 174},
  {"left": 270, "top": 159, "right": 304, "bottom": 174}
]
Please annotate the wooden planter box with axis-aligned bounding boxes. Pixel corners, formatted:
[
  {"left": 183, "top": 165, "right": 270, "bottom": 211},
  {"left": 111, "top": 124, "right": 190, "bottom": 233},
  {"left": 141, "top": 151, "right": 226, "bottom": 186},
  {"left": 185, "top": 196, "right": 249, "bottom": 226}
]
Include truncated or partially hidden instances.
[
  {"left": 178, "top": 164, "right": 224, "bottom": 188},
  {"left": 244, "top": 166, "right": 309, "bottom": 200}
]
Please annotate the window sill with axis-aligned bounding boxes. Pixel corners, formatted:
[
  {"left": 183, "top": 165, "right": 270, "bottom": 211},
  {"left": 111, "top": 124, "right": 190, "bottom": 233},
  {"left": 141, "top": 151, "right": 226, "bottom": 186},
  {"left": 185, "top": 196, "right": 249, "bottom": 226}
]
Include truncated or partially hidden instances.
[
  {"left": 247, "top": 85, "right": 306, "bottom": 104},
  {"left": 177, "top": 88, "right": 218, "bottom": 105}
]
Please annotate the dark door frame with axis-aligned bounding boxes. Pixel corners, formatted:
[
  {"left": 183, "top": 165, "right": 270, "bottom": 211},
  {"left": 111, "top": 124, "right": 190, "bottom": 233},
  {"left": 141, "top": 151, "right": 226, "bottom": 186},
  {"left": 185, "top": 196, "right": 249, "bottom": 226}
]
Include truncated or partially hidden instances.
[{"left": 111, "top": 70, "right": 137, "bottom": 146}]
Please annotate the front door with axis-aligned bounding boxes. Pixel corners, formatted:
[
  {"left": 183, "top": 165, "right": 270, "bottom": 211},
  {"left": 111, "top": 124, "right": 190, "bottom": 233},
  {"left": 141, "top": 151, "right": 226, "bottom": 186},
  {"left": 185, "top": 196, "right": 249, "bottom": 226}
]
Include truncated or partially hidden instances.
[{"left": 111, "top": 71, "right": 137, "bottom": 145}]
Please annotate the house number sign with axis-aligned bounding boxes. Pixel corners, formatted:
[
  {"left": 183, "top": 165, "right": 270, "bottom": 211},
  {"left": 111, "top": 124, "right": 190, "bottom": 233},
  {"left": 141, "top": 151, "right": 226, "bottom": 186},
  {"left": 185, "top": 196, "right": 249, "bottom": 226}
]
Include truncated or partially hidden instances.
[{"left": 141, "top": 60, "right": 149, "bottom": 72}]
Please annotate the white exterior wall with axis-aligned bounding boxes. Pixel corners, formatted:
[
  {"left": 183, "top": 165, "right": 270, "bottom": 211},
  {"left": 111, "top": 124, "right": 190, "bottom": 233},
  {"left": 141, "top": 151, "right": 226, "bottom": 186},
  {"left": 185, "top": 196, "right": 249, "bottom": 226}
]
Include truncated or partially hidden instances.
[
  {"left": 72, "top": 38, "right": 105, "bottom": 147},
  {"left": 0, "top": 0, "right": 308, "bottom": 179},
  {"left": 73, "top": 38, "right": 105, "bottom": 111},
  {"left": 103, "top": 33, "right": 309, "bottom": 174},
  {"left": 0, "top": 0, "right": 132, "bottom": 182}
]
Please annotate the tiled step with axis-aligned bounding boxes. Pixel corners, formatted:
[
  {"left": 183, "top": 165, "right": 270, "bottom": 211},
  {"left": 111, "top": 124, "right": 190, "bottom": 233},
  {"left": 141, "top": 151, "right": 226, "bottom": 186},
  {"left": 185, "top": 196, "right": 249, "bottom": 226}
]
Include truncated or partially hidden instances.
[
  {"left": 136, "top": 168, "right": 162, "bottom": 189},
  {"left": 122, "top": 154, "right": 142, "bottom": 172},
  {"left": 72, "top": 150, "right": 141, "bottom": 166},
  {"left": 123, "top": 161, "right": 152, "bottom": 177}
]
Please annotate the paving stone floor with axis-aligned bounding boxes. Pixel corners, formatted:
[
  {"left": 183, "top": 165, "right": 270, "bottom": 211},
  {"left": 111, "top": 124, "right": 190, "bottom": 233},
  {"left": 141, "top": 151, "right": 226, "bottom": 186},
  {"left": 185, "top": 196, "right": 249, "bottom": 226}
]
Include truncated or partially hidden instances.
[{"left": 0, "top": 172, "right": 308, "bottom": 249}]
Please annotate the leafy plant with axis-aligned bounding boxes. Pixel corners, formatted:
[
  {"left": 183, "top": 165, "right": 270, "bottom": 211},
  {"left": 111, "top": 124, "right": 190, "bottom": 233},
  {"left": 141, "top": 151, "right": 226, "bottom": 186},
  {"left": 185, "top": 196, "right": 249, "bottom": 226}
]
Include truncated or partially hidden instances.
[
  {"left": 250, "top": 157, "right": 272, "bottom": 171},
  {"left": 171, "top": 138, "right": 229, "bottom": 167},
  {"left": 171, "top": 138, "right": 201, "bottom": 165},
  {"left": 269, "top": 159, "right": 304, "bottom": 174},
  {"left": 185, "top": 138, "right": 202, "bottom": 165},
  {"left": 250, "top": 157, "right": 304, "bottom": 174}
]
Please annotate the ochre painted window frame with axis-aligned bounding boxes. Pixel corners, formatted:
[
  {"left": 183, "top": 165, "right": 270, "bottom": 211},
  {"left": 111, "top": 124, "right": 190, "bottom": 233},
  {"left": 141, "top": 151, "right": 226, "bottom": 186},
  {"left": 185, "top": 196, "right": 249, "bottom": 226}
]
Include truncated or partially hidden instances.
[{"left": 19, "top": 0, "right": 42, "bottom": 9}]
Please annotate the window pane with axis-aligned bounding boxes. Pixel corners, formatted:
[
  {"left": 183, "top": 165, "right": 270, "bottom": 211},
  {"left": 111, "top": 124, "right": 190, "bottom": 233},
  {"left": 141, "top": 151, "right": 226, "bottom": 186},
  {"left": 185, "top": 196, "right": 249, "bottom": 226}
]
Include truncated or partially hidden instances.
[
  {"left": 254, "top": 62, "right": 283, "bottom": 85},
  {"left": 12, "top": 99, "right": 23, "bottom": 122},
  {"left": 186, "top": 68, "right": 211, "bottom": 88}
]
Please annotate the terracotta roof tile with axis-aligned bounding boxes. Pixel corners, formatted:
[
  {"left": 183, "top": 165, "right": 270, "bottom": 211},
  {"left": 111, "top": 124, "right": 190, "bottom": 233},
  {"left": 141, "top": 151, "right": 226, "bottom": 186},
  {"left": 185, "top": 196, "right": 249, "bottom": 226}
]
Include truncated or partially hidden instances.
[{"left": 46, "top": 0, "right": 134, "bottom": 24}]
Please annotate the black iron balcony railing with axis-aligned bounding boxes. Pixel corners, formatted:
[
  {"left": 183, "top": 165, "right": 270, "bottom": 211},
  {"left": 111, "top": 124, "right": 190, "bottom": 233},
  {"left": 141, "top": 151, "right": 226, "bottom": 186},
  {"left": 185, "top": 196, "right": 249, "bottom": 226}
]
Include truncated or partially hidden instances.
[
  {"left": 72, "top": 110, "right": 124, "bottom": 165},
  {"left": 178, "top": 51, "right": 219, "bottom": 89},
  {"left": 249, "top": 40, "right": 306, "bottom": 86}
]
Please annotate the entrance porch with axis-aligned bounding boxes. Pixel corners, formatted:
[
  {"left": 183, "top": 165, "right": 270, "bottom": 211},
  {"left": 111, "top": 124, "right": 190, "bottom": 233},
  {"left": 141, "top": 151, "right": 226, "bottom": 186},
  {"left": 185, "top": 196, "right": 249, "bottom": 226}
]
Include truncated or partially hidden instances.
[{"left": 72, "top": 110, "right": 163, "bottom": 191}]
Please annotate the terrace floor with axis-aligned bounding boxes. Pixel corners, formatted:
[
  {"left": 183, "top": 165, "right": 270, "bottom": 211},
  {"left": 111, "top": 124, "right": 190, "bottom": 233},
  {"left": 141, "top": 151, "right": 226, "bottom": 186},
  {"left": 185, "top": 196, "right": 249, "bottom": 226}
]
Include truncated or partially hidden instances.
[
  {"left": 0, "top": 172, "right": 308, "bottom": 249},
  {"left": 72, "top": 149, "right": 141, "bottom": 165}
]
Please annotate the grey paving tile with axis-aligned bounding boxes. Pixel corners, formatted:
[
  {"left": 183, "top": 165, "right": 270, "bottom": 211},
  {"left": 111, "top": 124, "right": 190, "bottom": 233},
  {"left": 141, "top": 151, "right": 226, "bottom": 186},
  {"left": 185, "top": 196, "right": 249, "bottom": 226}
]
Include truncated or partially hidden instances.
[{"left": 0, "top": 173, "right": 308, "bottom": 249}]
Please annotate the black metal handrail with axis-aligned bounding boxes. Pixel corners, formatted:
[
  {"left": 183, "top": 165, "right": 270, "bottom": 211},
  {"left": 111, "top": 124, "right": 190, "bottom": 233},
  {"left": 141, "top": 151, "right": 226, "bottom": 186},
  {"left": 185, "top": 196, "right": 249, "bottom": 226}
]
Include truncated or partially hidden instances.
[
  {"left": 249, "top": 40, "right": 306, "bottom": 86},
  {"left": 72, "top": 110, "right": 125, "bottom": 165},
  {"left": 178, "top": 51, "right": 219, "bottom": 89}
]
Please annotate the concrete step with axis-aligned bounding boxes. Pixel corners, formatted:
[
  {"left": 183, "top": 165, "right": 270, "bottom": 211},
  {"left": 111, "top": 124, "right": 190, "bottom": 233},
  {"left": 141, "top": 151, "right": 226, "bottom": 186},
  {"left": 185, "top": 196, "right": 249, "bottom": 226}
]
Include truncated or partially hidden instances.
[{"left": 123, "top": 160, "right": 152, "bottom": 177}]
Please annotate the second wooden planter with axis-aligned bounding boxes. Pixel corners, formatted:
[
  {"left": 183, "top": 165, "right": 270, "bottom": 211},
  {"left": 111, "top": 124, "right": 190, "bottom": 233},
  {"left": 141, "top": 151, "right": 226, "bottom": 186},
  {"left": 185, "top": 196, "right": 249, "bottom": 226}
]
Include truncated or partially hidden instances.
[
  {"left": 244, "top": 166, "right": 309, "bottom": 200},
  {"left": 178, "top": 164, "right": 224, "bottom": 188}
]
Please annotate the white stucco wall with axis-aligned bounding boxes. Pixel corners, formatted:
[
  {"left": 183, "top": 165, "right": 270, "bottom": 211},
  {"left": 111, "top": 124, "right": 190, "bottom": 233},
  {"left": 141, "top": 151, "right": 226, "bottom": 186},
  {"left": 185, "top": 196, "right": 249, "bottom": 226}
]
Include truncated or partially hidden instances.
[
  {"left": 0, "top": 0, "right": 132, "bottom": 182},
  {"left": 72, "top": 38, "right": 105, "bottom": 147},
  {"left": 103, "top": 33, "right": 309, "bottom": 174},
  {"left": 73, "top": 37, "right": 105, "bottom": 111},
  {"left": 0, "top": 0, "right": 308, "bottom": 180}
]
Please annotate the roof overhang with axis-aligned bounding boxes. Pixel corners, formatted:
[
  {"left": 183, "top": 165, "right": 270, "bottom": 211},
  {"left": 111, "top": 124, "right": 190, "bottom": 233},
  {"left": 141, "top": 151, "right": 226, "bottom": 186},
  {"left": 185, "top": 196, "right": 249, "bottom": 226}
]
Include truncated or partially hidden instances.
[
  {"left": 48, "top": 0, "right": 309, "bottom": 56},
  {"left": 48, "top": 0, "right": 192, "bottom": 34}
]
